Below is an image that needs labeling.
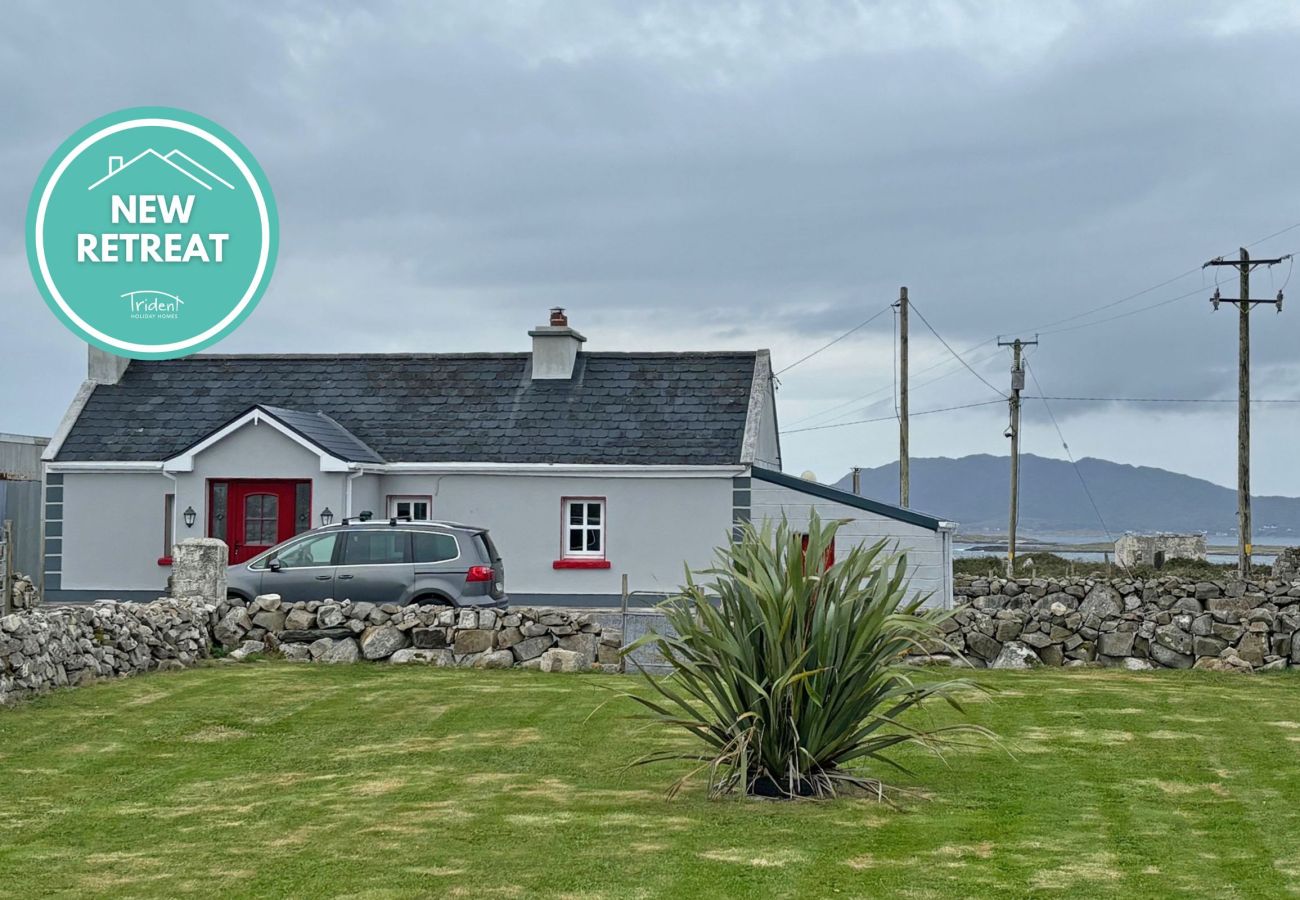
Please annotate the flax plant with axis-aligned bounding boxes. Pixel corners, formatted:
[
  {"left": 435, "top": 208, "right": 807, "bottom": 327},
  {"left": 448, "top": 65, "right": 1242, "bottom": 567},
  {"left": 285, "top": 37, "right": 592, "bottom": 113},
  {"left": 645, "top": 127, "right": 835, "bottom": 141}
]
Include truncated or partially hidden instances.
[{"left": 625, "top": 512, "right": 992, "bottom": 799}]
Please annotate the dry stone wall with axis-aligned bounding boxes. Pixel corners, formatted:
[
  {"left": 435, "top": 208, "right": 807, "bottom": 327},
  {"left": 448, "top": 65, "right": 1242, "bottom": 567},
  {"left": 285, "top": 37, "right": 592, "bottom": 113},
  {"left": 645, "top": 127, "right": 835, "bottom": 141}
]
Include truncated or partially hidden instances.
[
  {"left": 8, "top": 573, "right": 40, "bottom": 610},
  {"left": 0, "top": 599, "right": 212, "bottom": 704},
  {"left": 211, "top": 594, "right": 624, "bottom": 673},
  {"left": 943, "top": 574, "right": 1300, "bottom": 673},
  {"left": 16, "top": 551, "right": 1298, "bottom": 709},
  {"left": 0, "top": 577, "right": 624, "bottom": 706}
]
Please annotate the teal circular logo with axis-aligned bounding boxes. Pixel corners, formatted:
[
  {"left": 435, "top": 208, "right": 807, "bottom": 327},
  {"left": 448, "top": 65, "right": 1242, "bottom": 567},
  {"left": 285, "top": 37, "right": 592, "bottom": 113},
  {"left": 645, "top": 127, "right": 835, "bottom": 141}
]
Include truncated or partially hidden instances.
[{"left": 26, "top": 107, "right": 278, "bottom": 359}]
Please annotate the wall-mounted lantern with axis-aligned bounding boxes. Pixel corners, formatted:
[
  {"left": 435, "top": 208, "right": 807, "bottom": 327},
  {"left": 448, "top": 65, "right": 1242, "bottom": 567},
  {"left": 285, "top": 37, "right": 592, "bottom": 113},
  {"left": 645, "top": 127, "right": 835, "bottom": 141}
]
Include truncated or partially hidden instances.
[
  {"left": 320, "top": 507, "right": 334, "bottom": 526},
  {"left": 183, "top": 506, "right": 197, "bottom": 528}
]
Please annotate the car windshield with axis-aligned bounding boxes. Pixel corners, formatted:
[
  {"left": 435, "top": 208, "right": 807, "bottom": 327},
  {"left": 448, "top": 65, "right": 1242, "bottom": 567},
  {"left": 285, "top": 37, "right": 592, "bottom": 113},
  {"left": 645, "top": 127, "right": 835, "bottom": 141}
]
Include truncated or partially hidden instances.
[{"left": 253, "top": 532, "right": 337, "bottom": 569}]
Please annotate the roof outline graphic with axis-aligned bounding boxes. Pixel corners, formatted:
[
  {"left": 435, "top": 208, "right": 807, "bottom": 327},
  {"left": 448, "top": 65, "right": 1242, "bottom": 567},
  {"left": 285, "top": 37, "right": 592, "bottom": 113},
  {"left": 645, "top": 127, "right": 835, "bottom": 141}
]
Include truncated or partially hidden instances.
[
  {"left": 164, "top": 150, "right": 235, "bottom": 189},
  {"left": 86, "top": 148, "right": 235, "bottom": 192}
]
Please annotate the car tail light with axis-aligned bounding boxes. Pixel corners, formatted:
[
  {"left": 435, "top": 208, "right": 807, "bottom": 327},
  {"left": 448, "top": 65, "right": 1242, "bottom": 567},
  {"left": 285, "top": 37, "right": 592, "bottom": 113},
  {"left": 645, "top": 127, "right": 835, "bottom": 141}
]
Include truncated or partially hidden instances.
[{"left": 466, "top": 565, "right": 493, "bottom": 583}]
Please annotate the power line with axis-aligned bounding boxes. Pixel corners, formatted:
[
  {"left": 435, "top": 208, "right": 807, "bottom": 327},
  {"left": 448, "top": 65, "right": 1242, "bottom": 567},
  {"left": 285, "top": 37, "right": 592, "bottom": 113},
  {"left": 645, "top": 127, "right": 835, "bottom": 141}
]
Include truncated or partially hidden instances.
[
  {"left": 1024, "top": 268, "right": 1203, "bottom": 334},
  {"left": 776, "top": 219, "right": 1300, "bottom": 426},
  {"left": 1246, "top": 220, "right": 1300, "bottom": 249},
  {"left": 1035, "top": 282, "right": 1215, "bottom": 336},
  {"left": 773, "top": 303, "right": 892, "bottom": 376},
  {"left": 1025, "top": 220, "right": 1300, "bottom": 336},
  {"left": 782, "top": 250, "right": 1289, "bottom": 431},
  {"left": 1024, "top": 359, "right": 1113, "bottom": 542},
  {"left": 1024, "top": 249, "right": 1287, "bottom": 340},
  {"left": 908, "top": 301, "right": 1007, "bottom": 398},
  {"left": 1024, "top": 395, "right": 1300, "bottom": 404},
  {"left": 783, "top": 276, "right": 1205, "bottom": 427},
  {"left": 782, "top": 240, "right": 1266, "bottom": 425},
  {"left": 786, "top": 346, "right": 1006, "bottom": 430},
  {"left": 783, "top": 341, "right": 1001, "bottom": 427},
  {"left": 781, "top": 399, "right": 1005, "bottom": 434}
]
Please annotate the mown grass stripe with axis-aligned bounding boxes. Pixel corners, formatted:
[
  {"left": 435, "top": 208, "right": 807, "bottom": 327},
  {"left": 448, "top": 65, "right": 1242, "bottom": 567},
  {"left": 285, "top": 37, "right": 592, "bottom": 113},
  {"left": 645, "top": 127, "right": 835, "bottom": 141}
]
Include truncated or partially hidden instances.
[{"left": 0, "top": 663, "right": 1297, "bottom": 897}]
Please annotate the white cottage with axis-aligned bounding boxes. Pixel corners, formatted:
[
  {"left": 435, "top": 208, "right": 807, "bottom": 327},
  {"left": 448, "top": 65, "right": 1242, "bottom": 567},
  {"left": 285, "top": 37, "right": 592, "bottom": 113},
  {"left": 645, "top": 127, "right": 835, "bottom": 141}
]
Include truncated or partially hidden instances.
[{"left": 42, "top": 311, "right": 955, "bottom": 606}]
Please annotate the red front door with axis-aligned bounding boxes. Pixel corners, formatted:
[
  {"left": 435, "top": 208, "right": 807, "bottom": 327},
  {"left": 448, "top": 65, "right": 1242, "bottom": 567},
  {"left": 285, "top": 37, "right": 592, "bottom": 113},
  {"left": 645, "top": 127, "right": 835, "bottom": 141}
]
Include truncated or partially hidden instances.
[{"left": 222, "top": 480, "right": 303, "bottom": 564}]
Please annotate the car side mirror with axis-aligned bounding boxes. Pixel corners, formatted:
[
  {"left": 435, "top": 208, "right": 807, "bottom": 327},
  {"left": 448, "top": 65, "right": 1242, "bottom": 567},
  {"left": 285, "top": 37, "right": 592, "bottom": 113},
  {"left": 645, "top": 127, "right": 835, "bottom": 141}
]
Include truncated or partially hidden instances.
[{"left": 268, "top": 559, "right": 282, "bottom": 572}]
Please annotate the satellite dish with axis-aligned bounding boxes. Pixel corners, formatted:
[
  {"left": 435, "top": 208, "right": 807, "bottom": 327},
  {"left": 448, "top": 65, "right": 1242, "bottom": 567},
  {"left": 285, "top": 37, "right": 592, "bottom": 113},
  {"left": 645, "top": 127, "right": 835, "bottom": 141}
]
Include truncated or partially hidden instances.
[{"left": 800, "top": 470, "right": 817, "bottom": 481}]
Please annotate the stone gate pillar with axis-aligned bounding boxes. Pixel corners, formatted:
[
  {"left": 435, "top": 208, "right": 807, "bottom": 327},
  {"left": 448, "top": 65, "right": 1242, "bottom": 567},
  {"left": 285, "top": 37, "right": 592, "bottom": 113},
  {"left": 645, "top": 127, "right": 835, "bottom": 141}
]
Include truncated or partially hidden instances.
[{"left": 169, "top": 538, "right": 228, "bottom": 602}]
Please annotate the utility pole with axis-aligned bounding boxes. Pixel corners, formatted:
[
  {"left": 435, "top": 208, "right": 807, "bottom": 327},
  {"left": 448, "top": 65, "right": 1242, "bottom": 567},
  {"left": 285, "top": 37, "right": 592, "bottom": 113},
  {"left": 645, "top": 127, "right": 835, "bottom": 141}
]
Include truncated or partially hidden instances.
[
  {"left": 895, "top": 287, "right": 909, "bottom": 507},
  {"left": 998, "top": 336, "right": 1037, "bottom": 576},
  {"left": 851, "top": 466, "right": 861, "bottom": 495},
  {"left": 1204, "top": 247, "right": 1290, "bottom": 579}
]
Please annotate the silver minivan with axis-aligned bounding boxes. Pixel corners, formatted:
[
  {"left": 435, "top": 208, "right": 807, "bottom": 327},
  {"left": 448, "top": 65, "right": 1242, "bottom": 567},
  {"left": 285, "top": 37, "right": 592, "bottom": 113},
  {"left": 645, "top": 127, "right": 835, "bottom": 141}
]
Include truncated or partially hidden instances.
[{"left": 226, "top": 520, "right": 506, "bottom": 608}]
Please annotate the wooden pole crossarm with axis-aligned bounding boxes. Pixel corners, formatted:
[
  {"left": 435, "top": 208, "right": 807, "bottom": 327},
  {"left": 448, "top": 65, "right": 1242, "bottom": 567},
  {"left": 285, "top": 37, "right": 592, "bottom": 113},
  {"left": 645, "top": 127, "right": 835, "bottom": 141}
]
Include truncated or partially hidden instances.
[
  {"left": 1210, "top": 289, "right": 1284, "bottom": 311},
  {"left": 1203, "top": 254, "right": 1291, "bottom": 269}
]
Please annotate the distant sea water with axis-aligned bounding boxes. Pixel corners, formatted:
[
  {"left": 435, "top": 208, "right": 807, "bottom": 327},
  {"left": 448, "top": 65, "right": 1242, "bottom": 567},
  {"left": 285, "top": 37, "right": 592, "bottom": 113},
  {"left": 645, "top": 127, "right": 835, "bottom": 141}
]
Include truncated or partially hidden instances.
[{"left": 953, "top": 531, "right": 1300, "bottom": 565}]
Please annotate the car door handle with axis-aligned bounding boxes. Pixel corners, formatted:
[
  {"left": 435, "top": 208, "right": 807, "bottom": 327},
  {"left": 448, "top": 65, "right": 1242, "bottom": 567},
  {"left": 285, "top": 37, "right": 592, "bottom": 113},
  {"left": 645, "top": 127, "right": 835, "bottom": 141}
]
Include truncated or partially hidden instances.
[
  {"left": 315, "top": 574, "right": 331, "bottom": 581},
  {"left": 338, "top": 574, "right": 354, "bottom": 580}
]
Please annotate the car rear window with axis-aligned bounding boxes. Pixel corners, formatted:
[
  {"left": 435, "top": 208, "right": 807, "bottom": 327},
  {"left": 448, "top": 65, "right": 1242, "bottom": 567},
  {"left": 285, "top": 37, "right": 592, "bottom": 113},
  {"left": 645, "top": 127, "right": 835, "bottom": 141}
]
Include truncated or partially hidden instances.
[
  {"left": 341, "top": 530, "right": 411, "bottom": 565},
  {"left": 474, "top": 531, "right": 500, "bottom": 562},
  {"left": 412, "top": 531, "right": 459, "bottom": 563}
]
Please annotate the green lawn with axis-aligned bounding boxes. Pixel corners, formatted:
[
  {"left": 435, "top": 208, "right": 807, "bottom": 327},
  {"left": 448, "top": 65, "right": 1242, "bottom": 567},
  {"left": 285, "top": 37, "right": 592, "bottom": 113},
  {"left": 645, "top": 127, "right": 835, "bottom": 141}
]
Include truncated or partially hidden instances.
[{"left": 1, "top": 663, "right": 1299, "bottom": 898}]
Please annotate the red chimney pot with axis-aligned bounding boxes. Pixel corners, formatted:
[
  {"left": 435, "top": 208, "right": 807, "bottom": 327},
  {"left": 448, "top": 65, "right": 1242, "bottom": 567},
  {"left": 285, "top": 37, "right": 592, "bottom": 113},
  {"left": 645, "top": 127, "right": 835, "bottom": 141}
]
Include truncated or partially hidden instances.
[{"left": 549, "top": 307, "right": 568, "bottom": 327}]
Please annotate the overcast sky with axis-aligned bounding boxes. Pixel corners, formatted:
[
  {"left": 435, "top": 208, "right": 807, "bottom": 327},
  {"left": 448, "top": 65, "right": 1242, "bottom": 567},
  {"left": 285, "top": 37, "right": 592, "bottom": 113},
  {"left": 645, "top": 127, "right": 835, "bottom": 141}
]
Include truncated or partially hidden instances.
[{"left": 4, "top": 1, "right": 1300, "bottom": 495}]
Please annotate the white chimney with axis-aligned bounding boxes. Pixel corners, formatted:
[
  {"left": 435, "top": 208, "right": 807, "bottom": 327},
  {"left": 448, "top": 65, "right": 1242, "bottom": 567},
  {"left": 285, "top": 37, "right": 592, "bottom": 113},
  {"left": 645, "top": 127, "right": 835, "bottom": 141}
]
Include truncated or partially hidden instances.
[
  {"left": 108, "top": 156, "right": 123, "bottom": 175},
  {"left": 529, "top": 307, "right": 586, "bottom": 380},
  {"left": 88, "top": 346, "right": 129, "bottom": 385}
]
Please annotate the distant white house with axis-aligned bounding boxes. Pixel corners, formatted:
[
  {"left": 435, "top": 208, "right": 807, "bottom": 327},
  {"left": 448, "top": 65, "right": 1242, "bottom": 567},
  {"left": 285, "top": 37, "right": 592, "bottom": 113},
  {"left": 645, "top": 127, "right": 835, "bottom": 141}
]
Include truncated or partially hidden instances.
[{"left": 42, "top": 311, "right": 956, "bottom": 606}]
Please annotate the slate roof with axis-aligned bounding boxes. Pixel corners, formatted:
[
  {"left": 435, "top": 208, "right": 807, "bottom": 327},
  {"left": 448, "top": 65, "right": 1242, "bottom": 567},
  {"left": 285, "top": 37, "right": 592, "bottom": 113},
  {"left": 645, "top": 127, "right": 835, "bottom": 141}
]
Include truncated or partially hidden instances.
[
  {"left": 255, "top": 406, "right": 386, "bottom": 464},
  {"left": 56, "top": 352, "right": 761, "bottom": 466}
]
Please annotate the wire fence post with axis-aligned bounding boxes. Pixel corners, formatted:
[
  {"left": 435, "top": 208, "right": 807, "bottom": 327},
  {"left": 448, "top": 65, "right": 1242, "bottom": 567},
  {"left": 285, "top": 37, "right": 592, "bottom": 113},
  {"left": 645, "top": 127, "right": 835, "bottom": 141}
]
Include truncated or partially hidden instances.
[{"left": 620, "top": 573, "right": 629, "bottom": 674}]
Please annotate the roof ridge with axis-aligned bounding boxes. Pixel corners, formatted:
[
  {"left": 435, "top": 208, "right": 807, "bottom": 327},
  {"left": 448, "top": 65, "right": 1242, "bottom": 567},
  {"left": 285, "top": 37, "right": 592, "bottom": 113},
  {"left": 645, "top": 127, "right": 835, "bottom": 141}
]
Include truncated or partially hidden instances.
[{"left": 151, "top": 350, "right": 762, "bottom": 361}]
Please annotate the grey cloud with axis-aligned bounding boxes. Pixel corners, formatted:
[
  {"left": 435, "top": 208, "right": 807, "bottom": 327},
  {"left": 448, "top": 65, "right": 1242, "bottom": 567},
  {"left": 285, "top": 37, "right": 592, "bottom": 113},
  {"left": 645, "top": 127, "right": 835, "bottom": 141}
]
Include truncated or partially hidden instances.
[{"left": 3, "top": 1, "right": 1300, "bottom": 490}]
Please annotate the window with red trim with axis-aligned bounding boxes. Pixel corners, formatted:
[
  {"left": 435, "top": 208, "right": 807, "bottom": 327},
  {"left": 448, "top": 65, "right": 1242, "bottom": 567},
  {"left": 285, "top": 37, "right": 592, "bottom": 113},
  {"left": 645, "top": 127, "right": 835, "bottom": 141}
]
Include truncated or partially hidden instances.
[
  {"left": 564, "top": 498, "right": 604, "bottom": 557},
  {"left": 556, "top": 497, "right": 608, "bottom": 567}
]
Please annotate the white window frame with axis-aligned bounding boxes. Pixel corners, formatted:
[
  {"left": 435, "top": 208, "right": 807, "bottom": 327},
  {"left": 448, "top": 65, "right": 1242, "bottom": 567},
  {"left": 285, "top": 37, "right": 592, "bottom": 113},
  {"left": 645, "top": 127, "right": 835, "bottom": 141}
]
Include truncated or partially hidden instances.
[
  {"left": 387, "top": 495, "right": 432, "bottom": 521},
  {"left": 562, "top": 497, "right": 606, "bottom": 559}
]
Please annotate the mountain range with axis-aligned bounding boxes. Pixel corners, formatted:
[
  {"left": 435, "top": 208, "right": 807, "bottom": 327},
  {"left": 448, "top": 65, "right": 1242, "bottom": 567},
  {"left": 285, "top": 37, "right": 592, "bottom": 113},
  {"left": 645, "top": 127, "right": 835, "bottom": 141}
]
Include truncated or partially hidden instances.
[{"left": 833, "top": 454, "right": 1300, "bottom": 537}]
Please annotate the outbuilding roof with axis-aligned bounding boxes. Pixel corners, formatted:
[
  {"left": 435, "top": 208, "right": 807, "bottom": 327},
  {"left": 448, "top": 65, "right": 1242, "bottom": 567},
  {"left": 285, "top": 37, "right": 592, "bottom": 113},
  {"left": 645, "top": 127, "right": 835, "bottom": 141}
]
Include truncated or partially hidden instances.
[
  {"left": 751, "top": 466, "right": 946, "bottom": 531},
  {"left": 56, "top": 352, "right": 763, "bottom": 466}
]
